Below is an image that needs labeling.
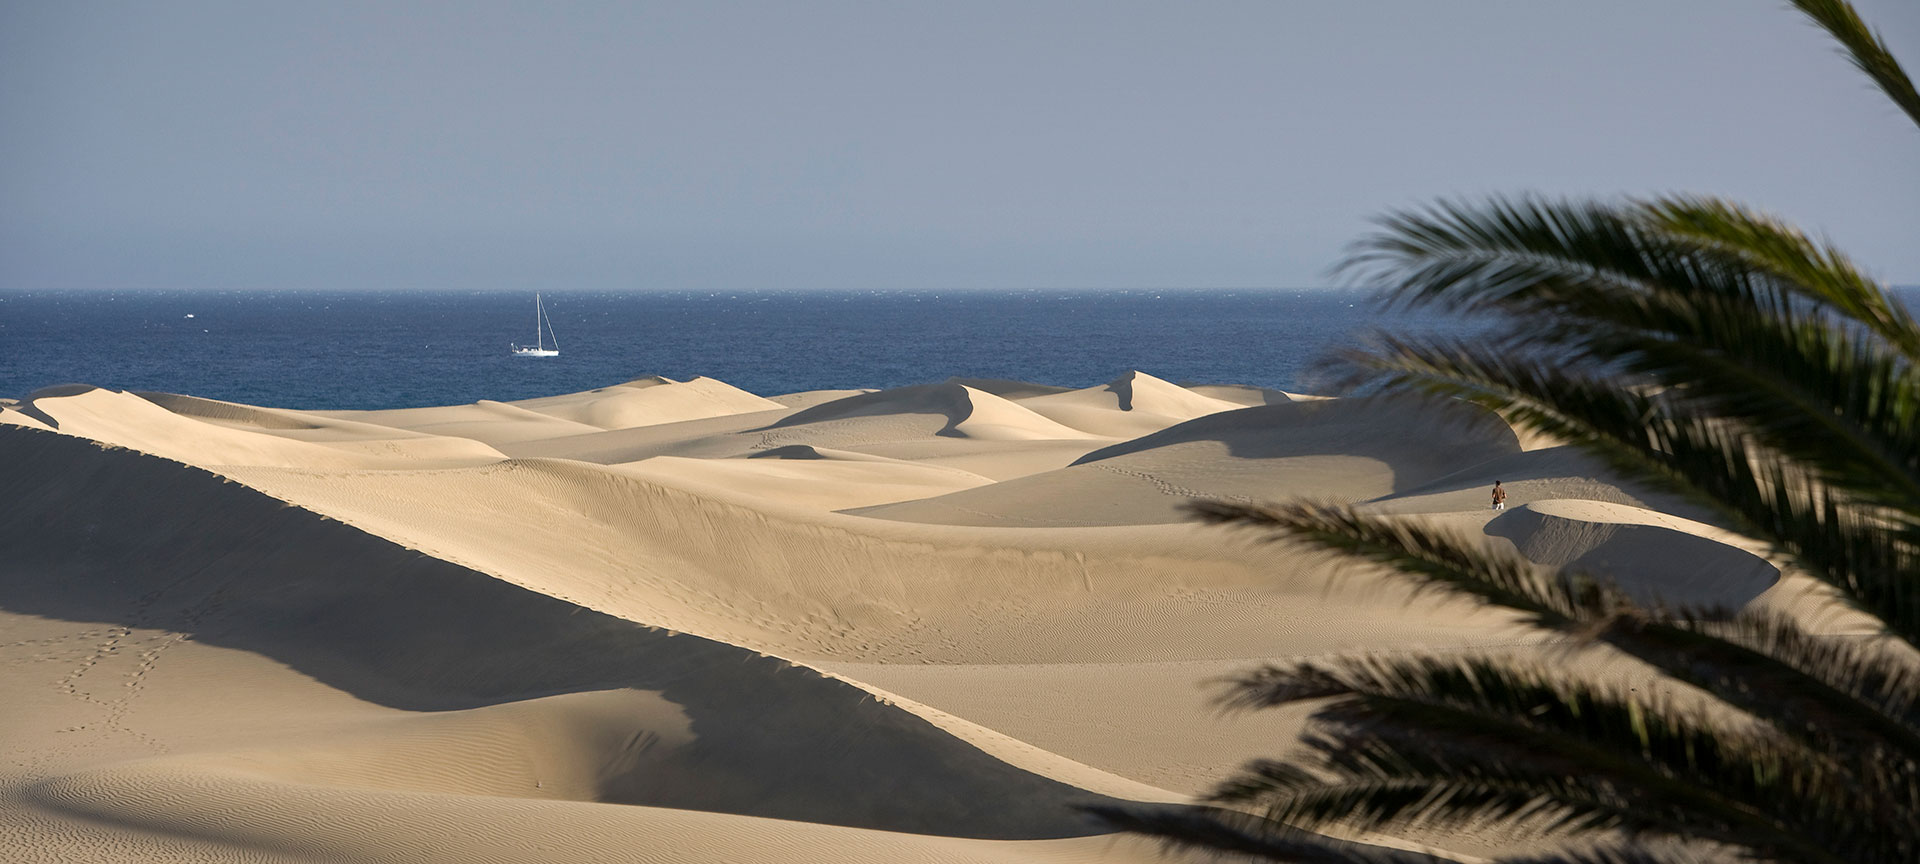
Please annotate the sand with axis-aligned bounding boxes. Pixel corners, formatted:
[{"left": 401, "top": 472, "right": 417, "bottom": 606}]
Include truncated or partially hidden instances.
[{"left": 0, "top": 372, "right": 1794, "bottom": 862}]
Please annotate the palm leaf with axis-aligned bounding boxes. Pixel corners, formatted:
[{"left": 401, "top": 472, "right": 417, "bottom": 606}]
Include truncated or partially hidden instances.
[
  {"left": 1197, "top": 499, "right": 1920, "bottom": 768},
  {"left": 1213, "top": 655, "right": 1901, "bottom": 862},
  {"left": 1639, "top": 195, "right": 1920, "bottom": 358},
  {"left": 1110, "top": 4, "right": 1920, "bottom": 862},
  {"left": 1790, "top": 0, "right": 1920, "bottom": 130},
  {"left": 1344, "top": 196, "right": 1920, "bottom": 520},
  {"left": 1186, "top": 499, "right": 1608, "bottom": 626},
  {"left": 1340, "top": 334, "right": 1920, "bottom": 643}
]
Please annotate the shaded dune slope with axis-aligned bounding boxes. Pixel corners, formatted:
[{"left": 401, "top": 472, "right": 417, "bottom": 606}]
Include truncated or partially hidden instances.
[
  {"left": 1183, "top": 383, "right": 1297, "bottom": 407},
  {"left": 0, "top": 427, "right": 1143, "bottom": 840},
  {"left": 1486, "top": 500, "right": 1780, "bottom": 609},
  {"left": 1015, "top": 372, "right": 1244, "bottom": 438},
  {"left": 1091, "top": 371, "right": 1242, "bottom": 416},
  {"left": 612, "top": 452, "right": 996, "bottom": 510},
  {"left": 854, "top": 394, "right": 1521, "bottom": 526},
  {"left": 0, "top": 373, "right": 1795, "bottom": 863},
  {"left": 749, "top": 443, "right": 905, "bottom": 462},
  {"left": 1068, "top": 393, "right": 1513, "bottom": 467},
  {"left": 133, "top": 391, "right": 320, "bottom": 430},
  {"left": 305, "top": 400, "right": 609, "bottom": 447},
  {"left": 1361, "top": 444, "right": 1716, "bottom": 522},
  {"left": 766, "top": 382, "right": 1100, "bottom": 441},
  {"left": 217, "top": 453, "right": 1270, "bottom": 664},
  {"left": 943, "top": 378, "right": 1073, "bottom": 399},
  {"left": 497, "top": 403, "right": 802, "bottom": 463}
]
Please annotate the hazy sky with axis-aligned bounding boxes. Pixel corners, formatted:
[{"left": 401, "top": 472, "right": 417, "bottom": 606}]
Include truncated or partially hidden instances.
[{"left": 2, "top": 1, "right": 1915, "bottom": 292}]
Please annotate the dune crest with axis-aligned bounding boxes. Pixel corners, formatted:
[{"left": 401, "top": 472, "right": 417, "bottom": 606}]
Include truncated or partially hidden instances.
[
  {"left": 1486, "top": 499, "right": 1780, "bottom": 608},
  {"left": 1, "top": 374, "right": 1788, "bottom": 863},
  {"left": 615, "top": 453, "right": 996, "bottom": 510},
  {"left": 1018, "top": 370, "right": 1245, "bottom": 437},
  {"left": 18, "top": 386, "right": 505, "bottom": 468},
  {"left": 0, "top": 426, "right": 1171, "bottom": 862},
  {"left": 510, "top": 376, "right": 785, "bottom": 430},
  {"left": 855, "top": 393, "right": 1521, "bottom": 526},
  {"left": 769, "top": 381, "right": 1102, "bottom": 441}
]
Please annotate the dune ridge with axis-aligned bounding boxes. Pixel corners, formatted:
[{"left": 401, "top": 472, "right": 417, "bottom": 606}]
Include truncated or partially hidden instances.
[
  {"left": 1486, "top": 500, "right": 1780, "bottom": 608},
  {"left": 769, "top": 381, "right": 1103, "bottom": 441},
  {"left": 507, "top": 376, "right": 786, "bottom": 430},
  {"left": 1, "top": 371, "right": 1790, "bottom": 862},
  {"left": 1018, "top": 371, "right": 1246, "bottom": 438},
  {"left": 0, "top": 426, "right": 1171, "bottom": 862}
]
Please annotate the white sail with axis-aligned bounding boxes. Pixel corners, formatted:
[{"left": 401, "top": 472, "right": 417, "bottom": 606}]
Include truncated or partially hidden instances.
[{"left": 511, "top": 293, "right": 560, "bottom": 357}]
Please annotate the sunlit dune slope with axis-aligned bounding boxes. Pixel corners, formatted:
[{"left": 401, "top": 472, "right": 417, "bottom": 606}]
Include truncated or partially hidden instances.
[
  {"left": 852, "top": 393, "right": 1521, "bottom": 526},
  {"left": 0, "top": 371, "right": 1797, "bottom": 864},
  {"left": 0, "top": 426, "right": 1174, "bottom": 862}
]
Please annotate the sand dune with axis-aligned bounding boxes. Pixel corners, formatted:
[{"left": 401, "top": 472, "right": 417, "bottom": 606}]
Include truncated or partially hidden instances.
[
  {"left": 309, "top": 399, "right": 609, "bottom": 447},
  {"left": 765, "top": 387, "right": 878, "bottom": 408},
  {"left": 617, "top": 452, "right": 996, "bottom": 510},
  {"left": 0, "top": 427, "right": 1175, "bottom": 862},
  {"left": 499, "top": 403, "right": 802, "bottom": 463},
  {"left": 1360, "top": 443, "right": 1711, "bottom": 522},
  {"left": 215, "top": 451, "right": 1423, "bottom": 665},
  {"left": 16, "top": 386, "right": 504, "bottom": 469},
  {"left": 0, "top": 398, "right": 55, "bottom": 430},
  {"left": 30, "top": 764, "right": 1167, "bottom": 864},
  {"left": 136, "top": 390, "right": 513, "bottom": 464},
  {"left": 1, "top": 372, "right": 1788, "bottom": 862},
  {"left": 854, "top": 394, "right": 1520, "bottom": 526},
  {"left": 1183, "top": 383, "right": 1298, "bottom": 407},
  {"left": 1017, "top": 371, "right": 1246, "bottom": 438},
  {"left": 508, "top": 375, "right": 785, "bottom": 430},
  {"left": 945, "top": 378, "right": 1076, "bottom": 399},
  {"left": 1486, "top": 499, "right": 1780, "bottom": 609},
  {"left": 133, "top": 391, "right": 324, "bottom": 430},
  {"left": 768, "top": 381, "right": 1104, "bottom": 441}
]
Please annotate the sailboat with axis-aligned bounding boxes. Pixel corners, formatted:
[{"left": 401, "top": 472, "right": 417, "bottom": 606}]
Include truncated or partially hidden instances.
[{"left": 511, "top": 293, "right": 561, "bottom": 357}]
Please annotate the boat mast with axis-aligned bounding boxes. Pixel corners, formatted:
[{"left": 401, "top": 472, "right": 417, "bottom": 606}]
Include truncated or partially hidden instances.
[{"left": 535, "top": 293, "right": 544, "bottom": 350}]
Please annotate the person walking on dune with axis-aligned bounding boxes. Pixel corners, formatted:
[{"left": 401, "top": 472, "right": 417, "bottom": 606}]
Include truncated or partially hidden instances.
[{"left": 1491, "top": 480, "right": 1507, "bottom": 511}]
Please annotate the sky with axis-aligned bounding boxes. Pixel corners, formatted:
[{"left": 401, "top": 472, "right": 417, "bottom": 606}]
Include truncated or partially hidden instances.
[{"left": 1, "top": 1, "right": 1915, "bottom": 293}]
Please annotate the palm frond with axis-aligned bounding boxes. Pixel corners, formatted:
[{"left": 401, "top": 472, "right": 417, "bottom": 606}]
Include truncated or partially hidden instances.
[
  {"left": 1790, "top": 0, "right": 1920, "bottom": 130},
  {"left": 1213, "top": 656, "right": 1898, "bottom": 862},
  {"left": 1186, "top": 499, "right": 1610, "bottom": 627},
  {"left": 1591, "top": 307, "right": 1920, "bottom": 517},
  {"left": 1345, "top": 195, "right": 1920, "bottom": 519},
  {"left": 1599, "top": 607, "right": 1920, "bottom": 758},
  {"left": 1202, "top": 497, "right": 1920, "bottom": 776},
  {"left": 1343, "top": 334, "right": 1920, "bottom": 643},
  {"left": 1338, "top": 196, "right": 1678, "bottom": 318},
  {"left": 1120, "top": 5, "right": 1920, "bottom": 862},
  {"left": 1639, "top": 195, "right": 1920, "bottom": 358}
]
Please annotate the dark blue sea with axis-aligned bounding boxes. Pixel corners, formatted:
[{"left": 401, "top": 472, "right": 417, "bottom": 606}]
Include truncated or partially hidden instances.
[{"left": 3, "top": 289, "right": 1449, "bottom": 410}]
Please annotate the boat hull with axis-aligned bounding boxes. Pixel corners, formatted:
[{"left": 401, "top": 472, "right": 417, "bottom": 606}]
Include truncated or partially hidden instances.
[{"left": 511, "top": 348, "right": 559, "bottom": 357}]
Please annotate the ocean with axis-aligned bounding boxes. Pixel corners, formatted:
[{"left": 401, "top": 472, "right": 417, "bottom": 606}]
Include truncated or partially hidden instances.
[
  {"left": 0, "top": 289, "right": 1452, "bottom": 410},
  {"left": 9, "top": 286, "right": 1912, "bottom": 411}
]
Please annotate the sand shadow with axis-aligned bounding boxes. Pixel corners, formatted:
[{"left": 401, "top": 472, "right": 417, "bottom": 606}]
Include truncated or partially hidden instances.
[
  {"left": 0, "top": 426, "right": 1123, "bottom": 839},
  {"left": 1069, "top": 393, "right": 1517, "bottom": 471},
  {"left": 1485, "top": 504, "right": 1779, "bottom": 610}
]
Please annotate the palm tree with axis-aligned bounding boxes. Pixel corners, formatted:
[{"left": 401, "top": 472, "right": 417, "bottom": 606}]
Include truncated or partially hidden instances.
[{"left": 1091, "top": 2, "right": 1920, "bottom": 862}]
